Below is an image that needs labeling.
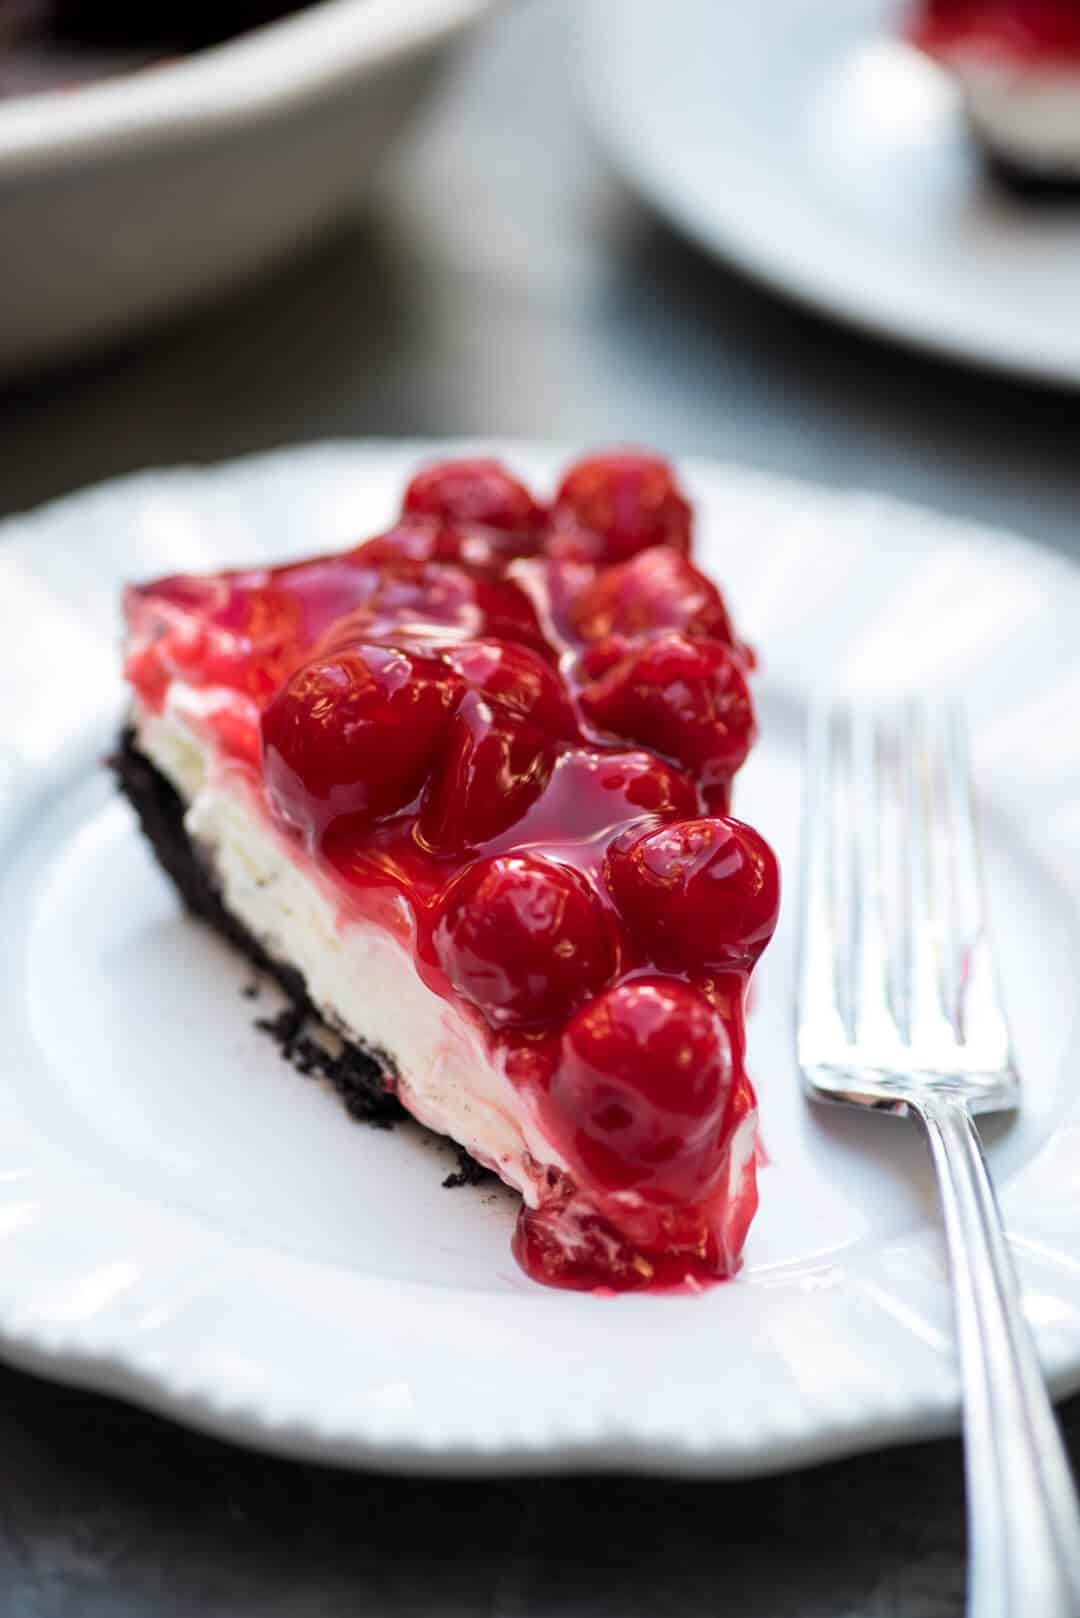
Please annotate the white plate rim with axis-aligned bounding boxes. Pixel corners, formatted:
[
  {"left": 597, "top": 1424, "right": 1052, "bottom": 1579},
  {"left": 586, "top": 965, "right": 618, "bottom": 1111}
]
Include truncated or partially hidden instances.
[{"left": 3, "top": 438, "right": 1080, "bottom": 1478}]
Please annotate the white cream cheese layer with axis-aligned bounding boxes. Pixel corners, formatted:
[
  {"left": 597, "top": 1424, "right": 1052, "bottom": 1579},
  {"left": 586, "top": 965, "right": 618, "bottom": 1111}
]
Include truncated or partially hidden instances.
[
  {"left": 953, "top": 61, "right": 1080, "bottom": 172},
  {"left": 134, "top": 696, "right": 571, "bottom": 1205}
]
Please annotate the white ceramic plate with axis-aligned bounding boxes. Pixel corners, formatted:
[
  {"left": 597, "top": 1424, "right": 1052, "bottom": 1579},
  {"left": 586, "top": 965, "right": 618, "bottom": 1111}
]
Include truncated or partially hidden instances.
[
  {"left": 586, "top": 0, "right": 1080, "bottom": 388},
  {"left": 3, "top": 440, "right": 1080, "bottom": 1478}
]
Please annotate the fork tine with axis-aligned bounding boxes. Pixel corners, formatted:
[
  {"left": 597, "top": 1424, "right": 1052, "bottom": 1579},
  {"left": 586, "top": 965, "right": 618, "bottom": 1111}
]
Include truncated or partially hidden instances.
[
  {"left": 851, "top": 707, "right": 903, "bottom": 1054},
  {"left": 797, "top": 702, "right": 848, "bottom": 1071},
  {"left": 903, "top": 701, "right": 964, "bottom": 1059},
  {"left": 942, "top": 708, "right": 1015, "bottom": 1075}
]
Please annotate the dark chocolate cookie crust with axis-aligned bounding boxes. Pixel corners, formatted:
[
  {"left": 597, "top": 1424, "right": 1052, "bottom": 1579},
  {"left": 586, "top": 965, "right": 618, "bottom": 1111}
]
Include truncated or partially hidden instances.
[
  {"left": 983, "top": 148, "right": 1080, "bottom": 201},
  {"left": 109, "top": 727, "right": 404, "bottom": 1128}
]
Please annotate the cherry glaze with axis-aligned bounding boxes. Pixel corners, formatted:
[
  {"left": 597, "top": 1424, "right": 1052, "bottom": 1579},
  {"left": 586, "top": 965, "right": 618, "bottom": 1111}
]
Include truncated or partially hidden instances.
[
  {"left": 124, "top": 451, "right": 779, "bottom": 1293},
  {"left": 911, "top": 0, "right": 1080, "bottom": 61}
]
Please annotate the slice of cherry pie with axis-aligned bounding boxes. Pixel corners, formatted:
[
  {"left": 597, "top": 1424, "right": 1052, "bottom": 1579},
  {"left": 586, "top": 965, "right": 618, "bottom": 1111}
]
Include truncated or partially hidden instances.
[
  {"left": 114, "top": 450, "right": 779, "bottom": 1292},
  {"left": 909, "top": 1, "right": 1080, "bottom": 189}
]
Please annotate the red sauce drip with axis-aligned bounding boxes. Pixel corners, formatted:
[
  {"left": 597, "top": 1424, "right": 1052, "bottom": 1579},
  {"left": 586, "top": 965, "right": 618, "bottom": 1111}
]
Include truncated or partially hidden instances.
[{"left": 123, "top": 451, "right": 780, "bottom": 1292}]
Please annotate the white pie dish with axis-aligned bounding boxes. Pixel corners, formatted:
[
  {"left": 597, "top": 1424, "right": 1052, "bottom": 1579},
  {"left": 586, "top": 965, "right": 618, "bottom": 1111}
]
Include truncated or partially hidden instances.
[
  {"left": 3, "top": 439, "right": 1080, "bottom": 1477},
  {"left": 0, "top": 0, "right": 497, "bottom": 382}
]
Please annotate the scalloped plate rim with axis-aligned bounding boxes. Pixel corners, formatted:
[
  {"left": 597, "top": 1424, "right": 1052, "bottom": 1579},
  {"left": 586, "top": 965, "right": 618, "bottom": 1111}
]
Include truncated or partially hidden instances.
[{"left": 2, "top": 438, "right": 1080, "bottom": 1477}]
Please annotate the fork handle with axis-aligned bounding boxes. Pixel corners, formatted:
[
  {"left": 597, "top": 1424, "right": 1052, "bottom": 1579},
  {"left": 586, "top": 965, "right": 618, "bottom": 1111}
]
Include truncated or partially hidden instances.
[{"left": 916, "top": 1093, "right": 1080, "bottom": 1618}]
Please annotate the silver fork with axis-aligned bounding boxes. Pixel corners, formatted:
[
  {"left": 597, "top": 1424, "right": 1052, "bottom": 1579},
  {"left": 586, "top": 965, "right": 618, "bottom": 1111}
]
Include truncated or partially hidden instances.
[{"left": 798, "top": 700, "right": 1080, "bottom": 1618}]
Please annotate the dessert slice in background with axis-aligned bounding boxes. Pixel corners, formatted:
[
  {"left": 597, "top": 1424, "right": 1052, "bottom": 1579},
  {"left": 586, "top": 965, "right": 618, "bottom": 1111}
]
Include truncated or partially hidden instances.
[
  {"left": 114, "top": 451, "right": 779, "bottom": 1293},
  {"left": 910, "top": 1, "right": 1080, "bottom": 191}
]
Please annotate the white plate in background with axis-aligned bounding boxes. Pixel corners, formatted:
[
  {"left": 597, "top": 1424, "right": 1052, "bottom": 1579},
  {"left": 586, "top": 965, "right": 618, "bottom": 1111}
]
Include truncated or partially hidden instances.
[
  {"left": 1, "top": 440, "right": 1080, "bottom": 1476},
  {"left": 586, "top": 0, "right": 1080, "bottom": 388}
]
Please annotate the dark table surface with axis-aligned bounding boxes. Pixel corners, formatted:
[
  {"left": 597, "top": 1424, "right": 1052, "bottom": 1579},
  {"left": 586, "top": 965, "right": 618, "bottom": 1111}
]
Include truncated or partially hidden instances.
[{"left": 3, "top": 3, "right": 1080, "bottom": 1613}]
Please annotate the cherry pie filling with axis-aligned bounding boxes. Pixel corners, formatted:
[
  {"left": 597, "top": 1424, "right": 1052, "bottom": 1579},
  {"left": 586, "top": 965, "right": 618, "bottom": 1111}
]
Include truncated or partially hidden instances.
[
  {"left": 911, "top": 1, "right": 1080, "bottom": 62},
  {"left": 124, "top": 452, "right": 780, "bottom": 1292}
]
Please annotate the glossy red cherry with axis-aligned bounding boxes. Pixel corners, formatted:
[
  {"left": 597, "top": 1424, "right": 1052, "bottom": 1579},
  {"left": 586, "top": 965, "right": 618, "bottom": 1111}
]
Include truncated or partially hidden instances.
[
  {"left": 418, "top": 691, "right": 554, "bottom": 854},
  {"left": 403, "top": 458, "right": 545, "bottom": 537},
  {"left": 578, "top": 633, "right": 755, "bottom": 803},
  {"left": 470, "top": 746, "right": 699, "bottom": 851},
  {"left": 261, "top": 646, "right": 463, "bottom": 844},
  {"left": 547, "top": 978, "right": 732, "bottom": 1196},
  {"left": 549, "top": 451, "right": 692, "bottom": 564},
  {"left": 608, "top": 817, "right": 779, "bottom": 974},
  {"left": 441, "top": 640, "right": 577, "bottom": 738},
  {"left": 570, "top": 547, "right": 736, "bottom": 648},
  {"left": 434, "top": 855, "right": 614, "bottom": 1026}
]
